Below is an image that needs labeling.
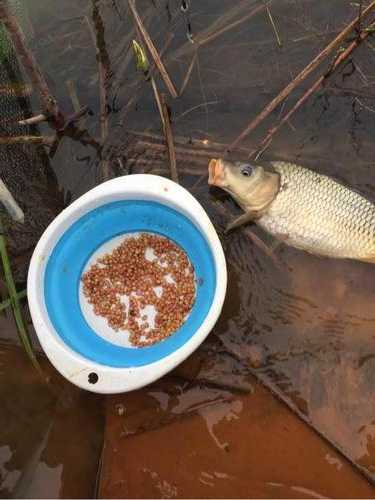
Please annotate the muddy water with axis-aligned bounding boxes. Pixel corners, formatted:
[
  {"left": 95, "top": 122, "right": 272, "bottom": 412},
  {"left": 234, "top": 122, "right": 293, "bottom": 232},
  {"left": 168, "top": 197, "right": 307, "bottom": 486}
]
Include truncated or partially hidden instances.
[{"left": 1, "top": 0, "right": 375, "bottom": 497}]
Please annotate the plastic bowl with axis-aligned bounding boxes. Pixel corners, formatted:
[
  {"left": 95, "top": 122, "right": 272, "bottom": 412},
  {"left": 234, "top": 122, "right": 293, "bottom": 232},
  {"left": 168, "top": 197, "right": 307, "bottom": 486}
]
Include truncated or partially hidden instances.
[{"left": 27, "top": 174, "right": 227, "bottom": 394}]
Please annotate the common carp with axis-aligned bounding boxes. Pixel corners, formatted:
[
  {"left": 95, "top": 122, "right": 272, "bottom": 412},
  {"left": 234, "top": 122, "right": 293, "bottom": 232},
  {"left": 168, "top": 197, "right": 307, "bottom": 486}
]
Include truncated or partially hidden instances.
[{"left": 208, "top": 158, "right": 375, "bottom": 263}]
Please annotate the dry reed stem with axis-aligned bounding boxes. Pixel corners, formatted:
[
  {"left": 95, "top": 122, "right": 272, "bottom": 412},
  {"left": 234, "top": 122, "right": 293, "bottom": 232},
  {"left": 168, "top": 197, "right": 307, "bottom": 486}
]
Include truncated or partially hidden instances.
[
  {"left": 112, "top": 6, "right": 171, "bottom": 93},
  {"left": 229, "top": 0, "right": 375, "bottom": 150},
  {"left": 0, "top": 0, "right": 64, "bottom": 128},
  {"left": 85, "top": 7, "right": 110, "bottom": 180},
  {"left": 114, "top": 31, "right": 174, "bottom": 127},
  {"left": 66, "top": 79, "right": 86, "bottom": 128},
  {"left": 160, "top": 94, "right": 179, "bottom": 183},
  {"left": 253, "top": 19, "right": 375, "bottom": 156},
  {"left": 128, "top": 130, "right": 250, "bottom": 155},
  {"left": 179, "top": 52, "right": 197, "bottom": 96},
  {"left": 128, "top": 0, "right": 178, "bottom": 98},
  {"left": 18, "top": 114, "right": 47, "bottom": 126},
  {"left": 0, "top": 135, "right": 55, "bottom": 146},
  {"left": 133, "top": 138, "right": 224, "bottom": 161},
  {"left": 170, "top": 0, "right": 268, "bottom": 61},
  {"left": 150, "top": 77, "right": 165, "bottom": 127},
  {"left": 265, "top": 4, "right": 282, "bottom": 47}
]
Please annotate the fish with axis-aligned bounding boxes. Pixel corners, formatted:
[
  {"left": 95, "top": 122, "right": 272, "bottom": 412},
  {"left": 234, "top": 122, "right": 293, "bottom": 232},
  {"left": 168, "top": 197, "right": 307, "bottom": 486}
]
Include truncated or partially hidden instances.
[{"left": 208, "top": 158, "right": 375, "bottom": 263}]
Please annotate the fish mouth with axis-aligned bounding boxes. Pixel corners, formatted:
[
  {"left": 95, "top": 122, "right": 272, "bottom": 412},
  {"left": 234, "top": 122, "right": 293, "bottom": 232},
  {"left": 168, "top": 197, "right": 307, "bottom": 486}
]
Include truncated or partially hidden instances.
[{"left": 208, "top": 158, "right": 226, "bottom": 186}]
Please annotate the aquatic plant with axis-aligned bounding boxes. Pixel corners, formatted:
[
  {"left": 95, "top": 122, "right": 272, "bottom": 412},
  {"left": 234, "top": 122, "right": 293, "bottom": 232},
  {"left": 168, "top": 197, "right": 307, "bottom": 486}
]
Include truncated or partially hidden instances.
[{"left": 0, "top": 216, "right": 41, "bottom": 373}]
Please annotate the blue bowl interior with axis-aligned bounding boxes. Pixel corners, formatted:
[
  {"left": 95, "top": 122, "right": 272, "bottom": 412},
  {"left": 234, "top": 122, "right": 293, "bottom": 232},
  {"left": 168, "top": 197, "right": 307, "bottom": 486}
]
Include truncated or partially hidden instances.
[{"left": 44, "top": 200, "right": 216, "bottom": 368}]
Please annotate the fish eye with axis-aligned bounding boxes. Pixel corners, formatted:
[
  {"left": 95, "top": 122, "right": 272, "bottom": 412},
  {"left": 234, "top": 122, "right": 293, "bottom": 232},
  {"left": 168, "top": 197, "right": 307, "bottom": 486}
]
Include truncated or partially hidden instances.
[{"left": 240, "top": 165, "right": 253, "bottom": 177}]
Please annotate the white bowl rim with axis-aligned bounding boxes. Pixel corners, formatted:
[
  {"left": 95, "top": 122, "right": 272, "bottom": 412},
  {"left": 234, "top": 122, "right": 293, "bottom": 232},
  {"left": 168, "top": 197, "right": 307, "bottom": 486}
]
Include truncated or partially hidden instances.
[{"left": 27, "top": 174, "right": 227, "bottom": 394}]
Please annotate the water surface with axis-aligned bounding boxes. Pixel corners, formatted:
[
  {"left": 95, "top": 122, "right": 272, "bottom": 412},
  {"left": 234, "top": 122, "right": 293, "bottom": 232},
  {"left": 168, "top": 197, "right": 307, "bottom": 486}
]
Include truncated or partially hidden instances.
[{"left": 1, "top": 0, "right": 375, "bottom": 496}]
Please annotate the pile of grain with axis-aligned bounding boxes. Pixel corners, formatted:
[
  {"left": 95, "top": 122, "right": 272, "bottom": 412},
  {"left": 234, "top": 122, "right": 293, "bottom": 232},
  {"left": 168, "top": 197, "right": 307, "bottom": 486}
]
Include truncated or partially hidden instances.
[{"left": 81, "top": 233, "right": 196, "bottom": 347}]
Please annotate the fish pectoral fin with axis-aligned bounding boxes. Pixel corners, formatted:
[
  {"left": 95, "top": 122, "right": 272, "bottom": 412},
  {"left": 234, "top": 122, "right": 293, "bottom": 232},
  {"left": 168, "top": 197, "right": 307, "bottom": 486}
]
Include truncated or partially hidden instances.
[{"left": 225, "top": 211, "right": 258, "bottom": 234}]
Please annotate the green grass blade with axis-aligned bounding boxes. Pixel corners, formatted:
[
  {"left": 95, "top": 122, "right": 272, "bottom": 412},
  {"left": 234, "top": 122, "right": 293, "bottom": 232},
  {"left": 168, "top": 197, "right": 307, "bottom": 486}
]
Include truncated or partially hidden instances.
[
  {"left": 0, "top": 288, "right": 26, "bottom": 312},
  {"left": 0, "top": 217, "right": 41, "bottom": 373}
]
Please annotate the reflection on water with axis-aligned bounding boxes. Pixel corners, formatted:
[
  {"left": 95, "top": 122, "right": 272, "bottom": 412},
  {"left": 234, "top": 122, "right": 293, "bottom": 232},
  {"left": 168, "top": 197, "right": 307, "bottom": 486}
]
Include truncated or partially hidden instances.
[
  {"left": 1, "top": 0, "right": 375, "bottom": 496},
  {"left": 0, "top": 346, "right": 103, "bottom": 498},
  {"left": 216, "top": 242, "right": 375, "bottom": 476},
  {"left": 100, "top": 375, "right": 374, "bottom": 498},
  {"left": 198, "top": 399, "right": 243, "bottom": 451}
]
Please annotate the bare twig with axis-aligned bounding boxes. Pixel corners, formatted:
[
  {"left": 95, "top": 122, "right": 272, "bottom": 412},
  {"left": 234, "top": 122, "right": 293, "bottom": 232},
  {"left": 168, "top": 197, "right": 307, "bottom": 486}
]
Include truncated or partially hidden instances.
[
  {"left": 179, "top": 52, "right": 197, "bottom": 96},
  {"left": 111, "top": 6, "right": 165, "bottom": 94},
  {"left": 86, "top": 3, "right": 111, "bottom": 181},
  {"left": 0, "top": 0, "right": 64, "bottom": 128},
  {"left": 129, "top": 162, "right": 205, "bottom": 176},
  {"left": 62, "top": 106, "right": 90, "bottom": 130},
  {"left": 127, "top": 0, "right": 178, "bottom": 98},
  {"left": 174, "top": 100, "right": 220, "bottom": 123},
  {"left": 85, "top": 15, "right": 108, "bottom": 145},
  {"left": 170, "top": 0, "right": 268, "bottom": 61},
  {"left": 195, "top": 4, "right": 267, "bottom": 50},
  {"left": 253, "top": 20, "right": 375, "bottom": 155},
  {"left": 150, "top": 77, "right": 165, "bottom": 127},
  {"left": 128, "top": 130, "right": 249, "bottom": 155},
  {"left": 160, "top": 94, "right": 179, "bottom": 183},
  {"left": 66, "top": 79, "right": 86, "bottom": 128},
  {"left": 357, "top": 0, "right": 363, "bottom": 37},
  {"left": 265, "top": 4, "right": 282, "bottom": 47},
  {"left": 321, "top": 86, "right": 375, "bottom": 99},
  {"left": 229, "top": 0, "right": 375, "bottom": 150},
  {"left": 0, "top": 135, "right": 55, "bottom": 146},
  {"left": 18, "top": 114, "right": 47, "bottom": 126},
  {"left": 133, "top": 139, "right": 225, "bottom": 163},
  {"left": 354, "top": 96, "right": 375, "bottom": 114},
  {"left": 116, "top": 33, "right": 175, "bottom": 127}
]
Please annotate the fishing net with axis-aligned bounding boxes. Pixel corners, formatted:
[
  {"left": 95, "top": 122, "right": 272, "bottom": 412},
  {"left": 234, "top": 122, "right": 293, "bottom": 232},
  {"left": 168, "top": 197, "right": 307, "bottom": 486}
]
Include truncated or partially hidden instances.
[{"left": 0, "top": 0, "right": 61, "bottom": 281}]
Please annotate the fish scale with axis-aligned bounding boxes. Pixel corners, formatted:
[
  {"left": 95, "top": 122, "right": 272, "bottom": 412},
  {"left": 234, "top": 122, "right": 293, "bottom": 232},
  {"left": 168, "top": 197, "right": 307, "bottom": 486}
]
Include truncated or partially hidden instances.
[{"left": 258, "top": 161, "right": 375, "bottom": 261}]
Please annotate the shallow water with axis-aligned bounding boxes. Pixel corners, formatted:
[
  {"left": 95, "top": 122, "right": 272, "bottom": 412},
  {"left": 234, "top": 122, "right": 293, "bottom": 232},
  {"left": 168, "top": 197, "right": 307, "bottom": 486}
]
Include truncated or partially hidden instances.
[{"left": 1, "top": 0, "right": 375, "bottom": 497}]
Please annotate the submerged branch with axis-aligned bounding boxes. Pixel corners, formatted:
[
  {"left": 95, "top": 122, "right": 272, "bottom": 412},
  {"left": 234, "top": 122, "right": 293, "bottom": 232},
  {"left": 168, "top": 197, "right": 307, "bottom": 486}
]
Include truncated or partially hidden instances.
[
  {"left": 253, "top": 19, "right": 375, "bottom": 156},
  {"left": 66, "top": 79, "right": 87, "bottom": 128},
  {"left": 179, "top": 52, "right": 197, "bottom": 96},
  {"left": 150, "top": 76, "right": 164, "bottom": 127},
  {"left": 86, "top": 2, "right": 111, "bottom": 180},
  {"left": 160, "top": 94, "right": 179, "bottom": 183},
  {"left": 265, "top": 4, "right": 282, "bottom": 47},
  {"left": 0, "top": 0, "right": 64, "bottom": 128},
  {"left": 0, "top": 135, "right": 55, "bottom": 146},
  {"left": 170, "top": 0, "right": 268, "bottom": 61},
  {"left": 229, "top": 0, "right": 375, "bottom": 150}
]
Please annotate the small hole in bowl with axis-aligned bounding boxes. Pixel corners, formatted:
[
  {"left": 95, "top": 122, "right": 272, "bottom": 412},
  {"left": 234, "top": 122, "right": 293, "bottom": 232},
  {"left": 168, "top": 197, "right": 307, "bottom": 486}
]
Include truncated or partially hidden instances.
[{"left": 88, "top": 372, "right": 98, "bottom": 384}]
